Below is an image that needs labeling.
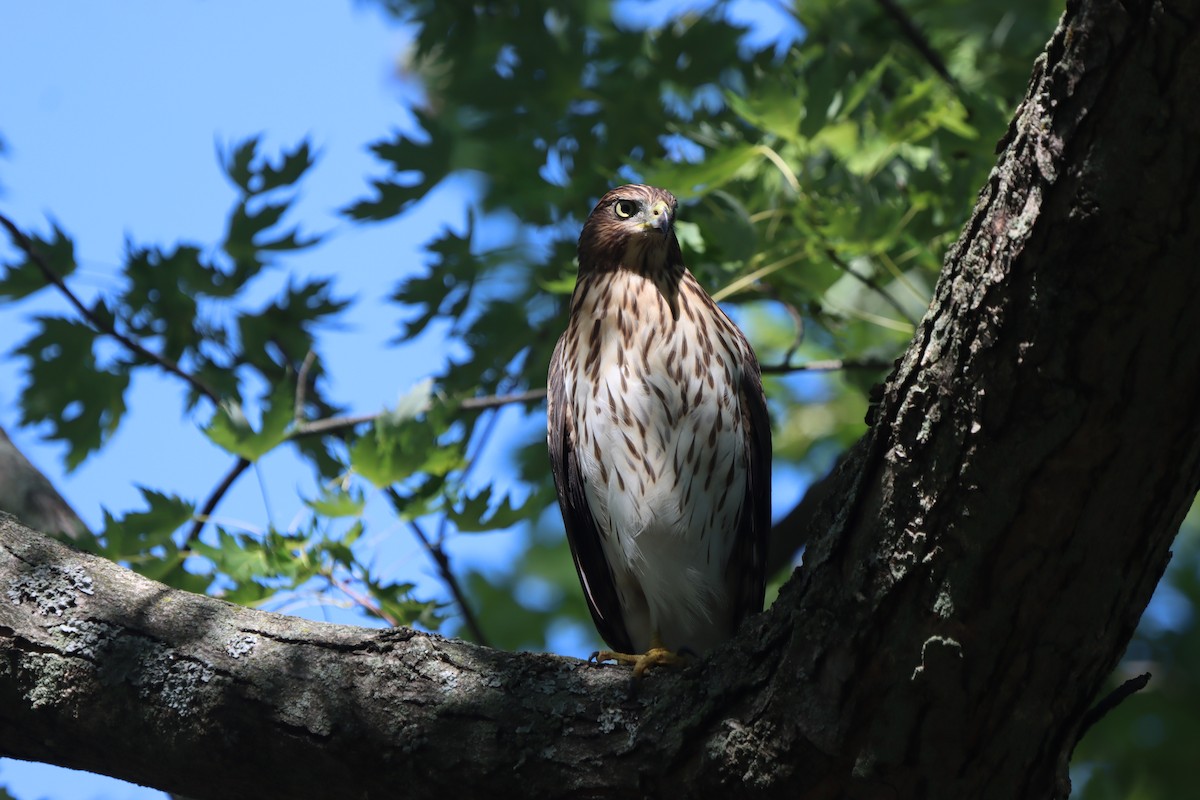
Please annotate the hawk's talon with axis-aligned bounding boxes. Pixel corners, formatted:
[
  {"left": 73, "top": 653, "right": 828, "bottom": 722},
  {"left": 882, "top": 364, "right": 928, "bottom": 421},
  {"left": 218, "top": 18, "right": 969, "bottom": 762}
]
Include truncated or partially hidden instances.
[{"left": 589, "top": 646, "right": 683, "bottom": 678}]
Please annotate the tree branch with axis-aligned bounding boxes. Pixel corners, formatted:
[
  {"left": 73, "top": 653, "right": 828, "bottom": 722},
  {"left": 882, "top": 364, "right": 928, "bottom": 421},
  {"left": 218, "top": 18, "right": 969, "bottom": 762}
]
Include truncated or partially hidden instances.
[
  {"left": 183, "top": 457, "right": 251, "bottom": 547},
  {"left": 873, "top": 0, "right": 959, "bottom": 89},
  {"left": 0, "top": 515, "right": 660, "bottom": 799},
  {"left": 758, "top": 356, "right": 892, "bottom": 375},
  {"left": 292, "top": 357, "right": 887, "bottom": 445},
  {"left": 404, "top": 514, "right": 490, "bottom": 647},
  {"left": 1076, "top": 672, "right": 1152, "bottom": 745},
  {"left": 291, "top": 389, "right": 548, "bottom": 440},
  {"left": 823, "top": 245, "right": 919, "bottom": 327},
  {"left": 321, "top": 565, "right": 400, "bottom": 626},
  {"left": 294, "top": 349, "right": 318, "bottom": 422}
]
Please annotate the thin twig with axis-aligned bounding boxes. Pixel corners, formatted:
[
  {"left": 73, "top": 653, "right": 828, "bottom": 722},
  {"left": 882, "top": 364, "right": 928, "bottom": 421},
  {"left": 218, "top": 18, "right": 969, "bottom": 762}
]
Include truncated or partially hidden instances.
[
  {"left": 322, "top": 567, "right": 399, "bottom": 626},
  {"left": 824, "top": 247, "right": 919, "bottom": 327},
  {"left": 769, "top": 0, "right": 956, "bottom": 90},
  {"left": 295, "top": 349, "right": 318, "bottom": 422},
  {"left": 873, "top": 0, "right": 960, "bottom": 90},
  {"left": 193, "top": 355, "right": 877, "bottom": 548},
  {"left": 772, "top": 296, "right": 807, "bottom": 367},
  {"left": 185, "top": 457, "right": 251, "bottom": 546},
  {"left": 0, "top": 212, "right": 221, "bottom": 405},
  {"left": 461, "top": 388, "right": 547, "bottom": 411},
  {"left": 759, "top": 357, "right": 893, "bottom": 375},
  {"left": 294, "top": 412, "right": 379, "bottom": 438},
  {"left": 294, "top": 389, "right": 549, "bottom": 439},
  {"left": 297, "top": 355, "right": 890, "bottom": 439},
  {"left": 402, "top": 510, "right": 490, "bottom": 647}
]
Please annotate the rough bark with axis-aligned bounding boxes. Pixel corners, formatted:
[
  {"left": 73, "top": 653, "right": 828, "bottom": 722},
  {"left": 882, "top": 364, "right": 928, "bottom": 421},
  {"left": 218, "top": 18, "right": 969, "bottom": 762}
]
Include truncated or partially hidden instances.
[{"left": 3, "top": 0, "right": 1200, "bottom": 797}]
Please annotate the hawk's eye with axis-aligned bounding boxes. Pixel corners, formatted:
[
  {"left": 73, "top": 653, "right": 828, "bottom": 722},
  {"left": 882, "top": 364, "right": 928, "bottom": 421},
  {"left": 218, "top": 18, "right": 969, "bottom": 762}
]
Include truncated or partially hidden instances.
[{"left": 613, "top": 199, "right": 638, "bottom": 219}]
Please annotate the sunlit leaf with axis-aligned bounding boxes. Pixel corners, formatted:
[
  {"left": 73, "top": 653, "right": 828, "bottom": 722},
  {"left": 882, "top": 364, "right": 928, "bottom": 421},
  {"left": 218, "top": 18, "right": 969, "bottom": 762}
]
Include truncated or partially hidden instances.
[
  {"left": 304, "top": 486, "right": 367, "bottom": 518},
  {"left": 203, "top": 382, "right": 294, "bottom": 460}
]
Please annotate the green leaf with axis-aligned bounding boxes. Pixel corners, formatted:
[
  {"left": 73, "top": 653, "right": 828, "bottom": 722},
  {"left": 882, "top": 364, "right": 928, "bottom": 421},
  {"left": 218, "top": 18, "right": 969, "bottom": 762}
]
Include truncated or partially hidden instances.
[
  {"left": 220, "top": 135, "right": 315, "bottom": 197},
  {"left": 15, "top": 316, "right": 130, "bottom": 469},
  {"left": 100, "top": 487, "right": 195, "bottom": 560},
  {"left": 257, "top": 227, "right": 323, "bottom": 252},
  {"left": 224, "top": 199, "right": 320, "bottom": 268},
  {"left": 638, "top": 144, "right": 760, "bottom": 199},
  {"left": 219, "top": 136, "right": 262, "bottom": 195},
  {"left": 351, "top": 379, "right": 465, "bottom": 488},
  {"left": 837, "top": 55, "right": 893, "bottom": 121},
  {"left": 689, "top": 191, "right": 757, "bottom": 264},
  {"left": 724, "top": 83, "right": 807, "bottom": 143},
  {"left": 120, "top": 244, "right": 207, "bottom": 358},
  {"left": 449, "top": 486, "right": 534, "bottom": 533},
  {"left": 811, "top": 120, "right": 861, "bottom": 160},
  {"left": 203, "top": 382, "right": 294, "bottom": 460},
  {"left": 227, "top": 199, "right": 290, "bottom": 252},
  {"left": 364, "top": 576, "right": 444, "bottom": 629},
  {"left": 304, "top": 486, "right": 366, "bottom": 518},
  {"left": 237, "top": 278, "right": 350, "bottom": 379},
  {"left": 382, "top": 474, "right": 448, "bottom": 522},
  {"left": 0, "top": 221, "right": 78, "bottom": 300},
  {"left": 343, "top": 117, "right": 454, "bottom": 221},
  {"left": 257, "top": 139, "right": 316, "bottom": 194},
  {"left": 220, "top": 137, "right": 322, "bottom": 273},
  {"left": 318, "top": 520, "right": 364, "bottom": 565},
  {"left": 389, "top": 218, "right": 478, "bottom": 341},
  {"left": 673, "top": 220, "right": 706, "bottom": 255},
  {"left": 191, "top": 529, "right": 270, "bottom": 583}
]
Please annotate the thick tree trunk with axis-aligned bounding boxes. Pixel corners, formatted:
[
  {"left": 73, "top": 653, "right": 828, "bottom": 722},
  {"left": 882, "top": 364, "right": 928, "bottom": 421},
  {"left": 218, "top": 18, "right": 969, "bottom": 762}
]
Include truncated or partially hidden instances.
[
  {"left": 2, "top": 0, "right": 1199, "bottom": 797},
  {"left": 767, "top": 0, "right": 1200, "bottom": 793}
]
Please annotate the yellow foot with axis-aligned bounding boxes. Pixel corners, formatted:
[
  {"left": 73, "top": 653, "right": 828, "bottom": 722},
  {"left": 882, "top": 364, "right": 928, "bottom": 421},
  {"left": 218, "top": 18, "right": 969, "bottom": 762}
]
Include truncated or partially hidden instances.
[{"left": 589, "top": 646, "right": 683, "bottom": 678}]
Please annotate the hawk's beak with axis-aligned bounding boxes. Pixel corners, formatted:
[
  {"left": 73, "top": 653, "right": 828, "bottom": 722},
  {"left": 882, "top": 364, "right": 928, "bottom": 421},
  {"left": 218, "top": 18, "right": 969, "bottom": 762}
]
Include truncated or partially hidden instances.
[{"left": 645, "top": 200, "right": 673, "bottom": 235}]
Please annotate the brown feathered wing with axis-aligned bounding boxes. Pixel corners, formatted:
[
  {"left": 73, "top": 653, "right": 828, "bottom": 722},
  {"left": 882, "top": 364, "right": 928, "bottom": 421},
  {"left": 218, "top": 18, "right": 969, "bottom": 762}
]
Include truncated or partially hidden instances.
[{"left": 547, "top": 336, "right": 636, "bottom": 653}]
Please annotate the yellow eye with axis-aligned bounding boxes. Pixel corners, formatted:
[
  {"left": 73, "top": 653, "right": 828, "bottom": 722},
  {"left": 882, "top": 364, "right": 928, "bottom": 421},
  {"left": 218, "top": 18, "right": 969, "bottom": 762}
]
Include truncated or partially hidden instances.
[{"left": 614, "top": 199, "right": 638, "bottom": 218}]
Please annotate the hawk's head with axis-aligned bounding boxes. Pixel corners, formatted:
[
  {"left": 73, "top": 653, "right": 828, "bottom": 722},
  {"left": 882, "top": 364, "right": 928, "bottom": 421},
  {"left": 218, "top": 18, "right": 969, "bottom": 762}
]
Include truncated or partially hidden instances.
[{"left": 577, "top": 184, "right": 683, "bottom": 275}]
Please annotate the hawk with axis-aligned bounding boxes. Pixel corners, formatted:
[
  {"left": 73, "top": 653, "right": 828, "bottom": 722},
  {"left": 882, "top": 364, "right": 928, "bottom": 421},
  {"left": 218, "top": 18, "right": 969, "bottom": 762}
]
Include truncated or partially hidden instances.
[{"left": 547, "top": 184, "right": 771, "bottom": 676}]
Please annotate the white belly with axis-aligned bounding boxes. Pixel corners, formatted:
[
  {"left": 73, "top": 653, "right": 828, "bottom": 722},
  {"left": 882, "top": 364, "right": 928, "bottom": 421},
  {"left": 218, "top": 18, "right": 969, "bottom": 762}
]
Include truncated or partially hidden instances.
[{"left": 569, "top": 304, "right": 748, "bottom": 654}]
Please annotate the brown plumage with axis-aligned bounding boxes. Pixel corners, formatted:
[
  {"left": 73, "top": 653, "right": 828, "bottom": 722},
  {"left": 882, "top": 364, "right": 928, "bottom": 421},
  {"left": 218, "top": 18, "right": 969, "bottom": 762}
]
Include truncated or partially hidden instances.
[{"left": 547, "top": 184, "right": 771, "bottom": 668}]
